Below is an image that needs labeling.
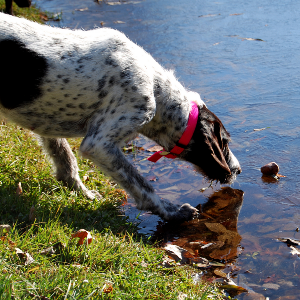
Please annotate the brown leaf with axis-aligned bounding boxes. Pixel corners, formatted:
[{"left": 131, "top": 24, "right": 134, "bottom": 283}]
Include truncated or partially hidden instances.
[
  {"left": 15, "top": 248, "right": 34, "bottom": 265},
  {"left": 82, "top": 175, "right": 89, "bottom": 182},
  {"left": 214, "top": 269, "right": 227, "bottom": 278},
  {"left": 71, "top": 229, "right": 93, "bottom": 246},
  {"left": 164, "top": 244, "right": 190, "bottom": 263},
  {"left": 0, "top": 235, "right": 16, "bottom": 248},
  {"left": 29, "top": 205, "right": 36, "bottom": 222},
  {"left": 0, "top": 224, "right": 11, "bottom": 235},
  {"left": 16, "top": 182, "right": 22, "bottom": 196},
  {"left": 219, "top": 284, "right": 248, "bottom": 293},
  {"left": 103, "top": 285, "right": 113, "bottom": 293}
]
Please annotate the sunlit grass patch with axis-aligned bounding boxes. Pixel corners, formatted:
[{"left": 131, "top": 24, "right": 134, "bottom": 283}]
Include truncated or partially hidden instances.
[
  {"left": 0, "top": 0, "right": 47, "bottom": 23},
  {"left": 0, "top": 123, "right": 225, "bottom": 299}
]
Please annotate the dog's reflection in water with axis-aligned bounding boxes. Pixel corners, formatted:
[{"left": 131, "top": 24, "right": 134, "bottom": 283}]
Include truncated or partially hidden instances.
[{"left": 154, "top": 187, "right": 244, "bottom": 262}]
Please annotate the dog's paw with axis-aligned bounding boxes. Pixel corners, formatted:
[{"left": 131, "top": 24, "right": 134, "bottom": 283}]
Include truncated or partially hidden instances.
[
  {"left": 83, "top": 189, "right": 102, "bottom": 200},
  {"left": 167, "top": 203, "right": 199, "bottom": 222}
]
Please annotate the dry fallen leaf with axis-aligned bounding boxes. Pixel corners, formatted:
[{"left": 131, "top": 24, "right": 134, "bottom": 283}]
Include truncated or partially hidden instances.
[
  {"left": 16, "top": 182, "right": 22, "bottom": 196},
  {"left": 83, "top": 175, "right": 89, "bottom": 182},
  {"left": 15, "top": 248, "right": 35, "bottom": 265},
  {"left": 164, "top": 244, "right": 189, "bottom": 263},
  {"left": 103, "top": 284, "right": 113, "bottom": 293},
  {"left": 29, "top": 205, "right": 36, "bottom": 222},
  {"left": 71, "top": 229, "right": 93, "bottom": 246},
  {"left": 0, "top": 235, "right": 17, "bottom": 248},
  {"left": 0, "top": 224, "right": 11, "bottom": 235}
]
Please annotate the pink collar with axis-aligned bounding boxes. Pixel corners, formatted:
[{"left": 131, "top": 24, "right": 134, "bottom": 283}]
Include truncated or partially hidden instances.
[{"left": 147, "top": 101, "right": 199, "bottom": 163}]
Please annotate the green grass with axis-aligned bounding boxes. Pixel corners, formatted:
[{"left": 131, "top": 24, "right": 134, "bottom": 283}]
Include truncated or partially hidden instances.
[
  {"left": 0, "top": 124, "right": 225, "bottom": 299},
  {"left": 0, "top": 0, "right": 47, "bottom": 23},
  {"left": 0, "top": 7, "right": 226, "bottom": 299}
]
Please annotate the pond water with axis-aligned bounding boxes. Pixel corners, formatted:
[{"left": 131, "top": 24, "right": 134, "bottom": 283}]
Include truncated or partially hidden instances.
[{"left": 35, "top": 0, "right": 300, "bottom": 298}]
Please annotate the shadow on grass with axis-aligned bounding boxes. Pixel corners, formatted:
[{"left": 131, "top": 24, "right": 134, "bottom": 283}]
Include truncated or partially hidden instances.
[{"left": 0, "top": 180, "right": 138, "bottom": 237}]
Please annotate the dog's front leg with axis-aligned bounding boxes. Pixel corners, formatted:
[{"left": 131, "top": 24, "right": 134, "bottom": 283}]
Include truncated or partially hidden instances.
[
  {"left": 40, "top": 137, "right": 101, "bottom": 200},
  {"left": 79, "top": 137, "right": 198, "bottom": 222}
]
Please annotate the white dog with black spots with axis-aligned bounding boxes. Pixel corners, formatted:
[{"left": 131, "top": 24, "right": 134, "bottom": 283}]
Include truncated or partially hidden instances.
[{"left": 0, "top": 13, "right": 241, "bottom": 221}]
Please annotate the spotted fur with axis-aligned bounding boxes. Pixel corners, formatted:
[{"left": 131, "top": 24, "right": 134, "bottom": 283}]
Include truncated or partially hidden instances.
[{"left": 0, "top": 13, "right": 241, "bottom": 222}]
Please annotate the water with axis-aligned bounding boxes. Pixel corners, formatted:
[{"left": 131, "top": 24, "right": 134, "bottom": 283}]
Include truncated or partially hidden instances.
[{"left": 35, "top": 0, "right": 300, "bottom": 298}]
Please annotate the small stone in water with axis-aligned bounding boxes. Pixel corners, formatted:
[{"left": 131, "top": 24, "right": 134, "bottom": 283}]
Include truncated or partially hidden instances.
[{"left": 261, "top": 162, "right": 279, "bottom": 175}]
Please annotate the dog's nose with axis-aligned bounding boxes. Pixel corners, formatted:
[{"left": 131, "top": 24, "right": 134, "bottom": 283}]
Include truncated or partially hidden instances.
[{"left": 237, "top": 167, "right": 242, "bottom": 175}]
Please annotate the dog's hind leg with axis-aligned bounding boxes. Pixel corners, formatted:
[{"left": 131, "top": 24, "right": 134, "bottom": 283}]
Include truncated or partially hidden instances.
[
  {"left": 79, "top": 131, "right": 198, "bottom": 222},
  {"left": 40, "top": 137, "right": 101, "bottom": 200}
]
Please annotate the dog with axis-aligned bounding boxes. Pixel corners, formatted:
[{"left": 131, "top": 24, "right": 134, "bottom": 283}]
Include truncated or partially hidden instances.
[
  {"left": 0, "top": 13, "right": 241, "bottom": 222},
  {"left": 4, "top": 0, "right": 31, "bottom": 15}
]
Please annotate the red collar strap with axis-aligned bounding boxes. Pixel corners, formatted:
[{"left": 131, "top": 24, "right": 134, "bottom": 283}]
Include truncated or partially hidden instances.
[{"left": 147, "top": 101, "right": 199, "bottom": 163}]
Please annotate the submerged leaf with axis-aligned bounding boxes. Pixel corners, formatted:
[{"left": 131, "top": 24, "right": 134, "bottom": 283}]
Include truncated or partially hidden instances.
[
  {"left": 147, "top": 145, "right": 163, "bottom": 152},
  {"left": 278, "top": 238, "right": 300, "bottom": 246},
  {"left": 290, "top": 246, "right": 300, "bottom": 256}
]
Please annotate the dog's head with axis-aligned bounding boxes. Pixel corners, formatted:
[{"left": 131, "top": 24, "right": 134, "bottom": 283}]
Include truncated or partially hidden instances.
[{"left": 183, "top": 106, "right": 241, "bottom": 184}]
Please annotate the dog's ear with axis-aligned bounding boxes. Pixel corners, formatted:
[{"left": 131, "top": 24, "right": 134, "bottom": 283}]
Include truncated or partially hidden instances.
[
  {"left": 203, "top": 111, "right": 231, "bottom": 175},
  {"left": 205, "top": 136, "right": 231, "bottom": 175}
]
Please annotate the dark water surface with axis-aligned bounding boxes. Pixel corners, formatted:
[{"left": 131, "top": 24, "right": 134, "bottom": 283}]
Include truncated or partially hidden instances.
[{"left": 36, "top": 0, "right": 300, "bottom": 298}]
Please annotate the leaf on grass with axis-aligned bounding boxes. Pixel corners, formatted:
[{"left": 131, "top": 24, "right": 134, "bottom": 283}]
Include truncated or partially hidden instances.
[
  {"left": 15, "top": 248, "right": 35, "bottom": 265},
  {"left": 164, "top": 244, "right": 189, "bottom": 263},
  {"left": 164, "top": 244, "right": 209, "bottom": 266},
  {"left": 278, "top": 237, "right": 300, "bottom": 246},
  {"left": 40, "top": 242, "right": 65, "bottom": 256},
  {"left": 178, "top": 292, "right": 188, "bottom": 300},
  {"left": 29, "top": 205, "right": 36, "bottom": 222},
  {"left": 27, "top": 266, "right": 40, "bottom": 273},
  {"left": 160, "top": 255, "right": 175, "bottom": 268},
  {"left": 83, "top": 175, "right": 89, "bottom": 182},
  {"left": 147, "top": 145, "right": 163, "bottom": 152},
  {"left": 16, "top": 182, "right": 22, "bottom": 196},
  {"left": 40, "top": 246, "right": 55, "bottom": 256},
  {"left": 103, "top": 284, "right": 113, "bottom": 294},
  {"left": 71, "top": 229, "right": 93, "bottom": 246},
  {"left": 0, "top": 224, "right": 11, "bottom": 235},
  {"left": 0, "top": 236, "right": 16, "bottom": 248}
]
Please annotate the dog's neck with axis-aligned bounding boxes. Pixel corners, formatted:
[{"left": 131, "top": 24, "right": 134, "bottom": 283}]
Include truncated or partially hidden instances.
[{"left": 140, "top": 70, "right": 204, "bottom": 151}]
